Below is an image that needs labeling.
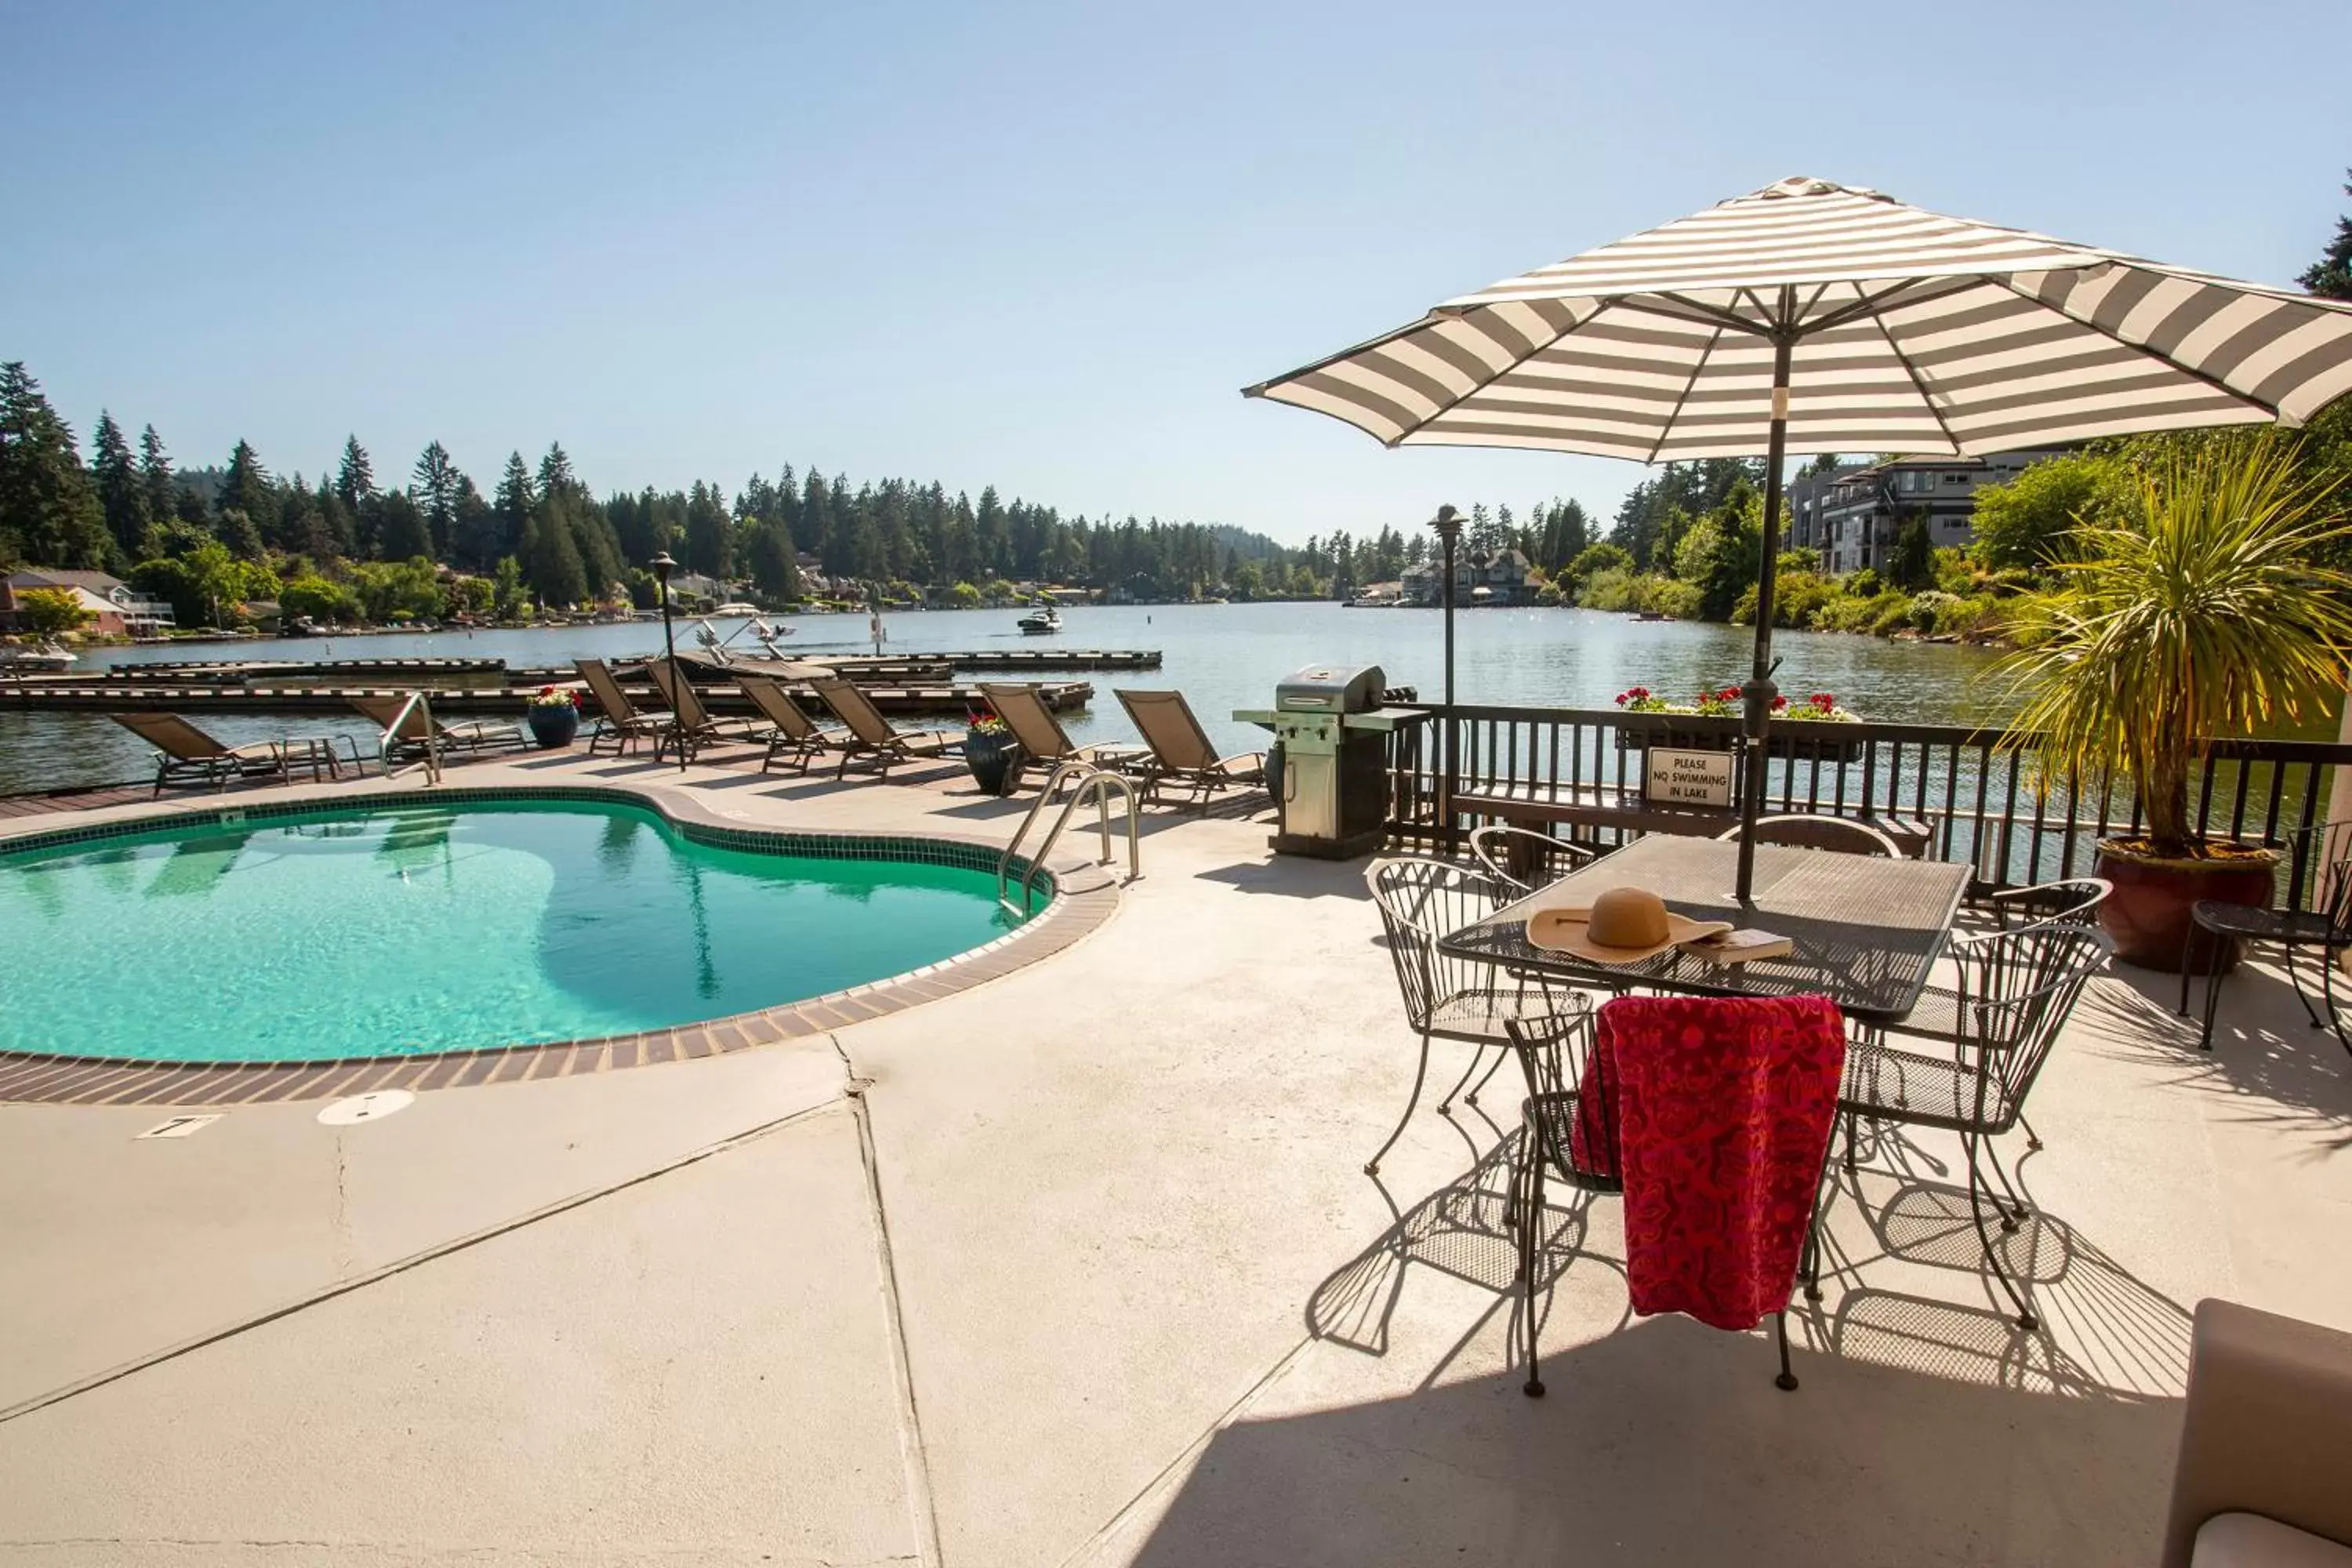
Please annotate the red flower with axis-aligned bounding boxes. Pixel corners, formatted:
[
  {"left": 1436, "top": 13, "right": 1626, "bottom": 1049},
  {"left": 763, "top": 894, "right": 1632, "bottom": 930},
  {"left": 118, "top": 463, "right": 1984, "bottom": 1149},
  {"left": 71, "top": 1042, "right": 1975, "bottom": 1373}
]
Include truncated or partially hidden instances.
[
  {"left": 1719, "top": 686, "right": 1741, "bottom": 702},
  {"left": 1771, "top": 695, "right": 1789, "bottom": 711},
  {"left": 1809, "top": 692, "right": 1835, "bottom": 710}
]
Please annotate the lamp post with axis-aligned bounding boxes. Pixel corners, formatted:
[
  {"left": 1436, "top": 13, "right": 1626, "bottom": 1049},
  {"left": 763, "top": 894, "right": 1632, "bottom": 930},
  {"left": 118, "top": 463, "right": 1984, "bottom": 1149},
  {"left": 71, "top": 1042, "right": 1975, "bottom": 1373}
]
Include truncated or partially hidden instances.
[
  {"left": 650, "top": 551, "right": 687, "bottom": 772},
  {"left": 1429, "top": 505, "right": 1465, "bottom": 852}
]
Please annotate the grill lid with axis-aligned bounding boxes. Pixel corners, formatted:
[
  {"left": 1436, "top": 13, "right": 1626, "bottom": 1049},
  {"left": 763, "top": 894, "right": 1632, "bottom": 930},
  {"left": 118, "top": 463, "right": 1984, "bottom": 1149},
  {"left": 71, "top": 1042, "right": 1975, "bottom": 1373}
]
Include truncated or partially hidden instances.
[{"left": 1275, "top": 663, "right": 1387, "bottom": 713}]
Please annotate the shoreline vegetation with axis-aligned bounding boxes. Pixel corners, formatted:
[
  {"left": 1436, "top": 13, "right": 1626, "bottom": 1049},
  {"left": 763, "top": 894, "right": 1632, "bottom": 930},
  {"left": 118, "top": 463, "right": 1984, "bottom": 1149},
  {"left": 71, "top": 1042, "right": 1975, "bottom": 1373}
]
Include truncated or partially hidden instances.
[{"left": 5, "top": 169, "right": 2349, "bottom": 651}]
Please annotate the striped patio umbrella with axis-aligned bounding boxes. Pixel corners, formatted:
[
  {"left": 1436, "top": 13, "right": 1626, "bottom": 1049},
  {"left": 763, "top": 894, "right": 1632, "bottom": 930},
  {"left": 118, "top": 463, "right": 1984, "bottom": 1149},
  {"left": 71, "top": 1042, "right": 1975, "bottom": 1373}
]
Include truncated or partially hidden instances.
[{"left": 1246, "top": 175, "right": 2352, "bottom": 898}]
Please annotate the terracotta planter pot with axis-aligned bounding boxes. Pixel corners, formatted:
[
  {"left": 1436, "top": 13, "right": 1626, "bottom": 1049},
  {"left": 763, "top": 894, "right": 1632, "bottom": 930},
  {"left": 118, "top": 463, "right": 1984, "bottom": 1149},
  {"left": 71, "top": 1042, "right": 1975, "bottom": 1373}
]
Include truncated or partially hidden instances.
[{"left": 2095, "top": 840, "right": 2279, "bottom": 973}]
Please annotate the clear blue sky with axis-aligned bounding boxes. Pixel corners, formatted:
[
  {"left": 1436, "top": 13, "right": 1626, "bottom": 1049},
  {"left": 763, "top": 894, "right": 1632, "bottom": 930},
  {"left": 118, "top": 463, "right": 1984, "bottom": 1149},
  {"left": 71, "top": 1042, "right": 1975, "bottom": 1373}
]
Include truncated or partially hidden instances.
[{"left": 3, "top": 0, "right": 2347, "bottom": 545}]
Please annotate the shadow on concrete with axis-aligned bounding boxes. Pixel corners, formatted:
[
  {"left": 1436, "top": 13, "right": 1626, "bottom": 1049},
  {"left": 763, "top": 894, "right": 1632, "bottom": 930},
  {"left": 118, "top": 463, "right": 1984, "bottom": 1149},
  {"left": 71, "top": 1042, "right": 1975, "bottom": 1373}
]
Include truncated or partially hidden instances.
[
  {"left": 1196, "top": 856, "right": 1374, "bottom": 901},
  {"left": 2081, "top": 969, "right": 2352, "bottom": 1149},
  {"left": 1126, "top": 1312, "right": 2179, "bottom": 1568},
  {"left": 1244, "top": 1123, "right": 2195, "bottom": 1566}
]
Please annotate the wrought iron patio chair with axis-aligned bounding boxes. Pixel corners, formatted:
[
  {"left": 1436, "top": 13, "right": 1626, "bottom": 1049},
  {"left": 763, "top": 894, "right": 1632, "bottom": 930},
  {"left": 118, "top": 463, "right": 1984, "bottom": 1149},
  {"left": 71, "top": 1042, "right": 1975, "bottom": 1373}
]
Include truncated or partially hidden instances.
[
  {"left": 1985, "top": 876, "right": 2112, "bottom": 931},
  {"left": 1365, "top": 857, "right": 1553, "bottom": 1176},
  {"left": 1503, "top": 999, "right": 1826, "bottom": 1398},
  {"left": 2179, "top": 820, "right": 2352, "bottom": 1058},
  {"left": 1715, "top": 812, "right": 1900, "bottom": 858},
  {"left": 1886, "top": 878, "right": 2109, "bottom": 1151},
  {"left": 1836, "top": 922, "right": 2113, "bottom": 1330},
  {"left": 1468, "top": 823, "right": 1598, "bottom": 898}
]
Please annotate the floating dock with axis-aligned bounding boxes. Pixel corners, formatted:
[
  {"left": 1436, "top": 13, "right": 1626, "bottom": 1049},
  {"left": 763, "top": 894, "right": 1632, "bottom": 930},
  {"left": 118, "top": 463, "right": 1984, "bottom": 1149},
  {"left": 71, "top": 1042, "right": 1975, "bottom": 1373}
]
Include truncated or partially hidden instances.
[{"left": 0, "top": 675, "right": 1091, "bottom": 718}]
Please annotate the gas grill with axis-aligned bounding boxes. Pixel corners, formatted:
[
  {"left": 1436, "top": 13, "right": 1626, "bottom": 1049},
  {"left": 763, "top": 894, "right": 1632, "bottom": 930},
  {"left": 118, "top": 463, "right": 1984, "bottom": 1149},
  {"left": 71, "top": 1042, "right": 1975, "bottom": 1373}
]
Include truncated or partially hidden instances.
[{"left": 1234, "top": 664, "right": 1421, "bottom": 858}]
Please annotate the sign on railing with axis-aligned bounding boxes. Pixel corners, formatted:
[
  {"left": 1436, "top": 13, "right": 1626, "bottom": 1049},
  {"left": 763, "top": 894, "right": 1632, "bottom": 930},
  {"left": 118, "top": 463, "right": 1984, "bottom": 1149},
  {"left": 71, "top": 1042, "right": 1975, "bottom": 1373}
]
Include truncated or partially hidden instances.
[{"left": 1643, "top": 747, "right": 1733, "bottom": 808}]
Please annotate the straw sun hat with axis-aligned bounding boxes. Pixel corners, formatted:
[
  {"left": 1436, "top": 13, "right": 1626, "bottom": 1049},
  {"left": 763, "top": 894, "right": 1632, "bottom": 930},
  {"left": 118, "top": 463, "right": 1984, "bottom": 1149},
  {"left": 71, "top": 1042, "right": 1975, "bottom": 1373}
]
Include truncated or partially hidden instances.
[{"left": 1526, "top": 886, "right": 1731, "bottom": 965}]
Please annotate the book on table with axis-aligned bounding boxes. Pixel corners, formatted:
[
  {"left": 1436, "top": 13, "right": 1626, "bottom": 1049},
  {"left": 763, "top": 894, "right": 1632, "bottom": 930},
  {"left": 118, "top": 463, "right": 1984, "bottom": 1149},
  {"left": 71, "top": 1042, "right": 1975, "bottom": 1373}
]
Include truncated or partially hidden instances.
[{"left": 1680, "top": 928, "right": 1794, "bottom": 964}]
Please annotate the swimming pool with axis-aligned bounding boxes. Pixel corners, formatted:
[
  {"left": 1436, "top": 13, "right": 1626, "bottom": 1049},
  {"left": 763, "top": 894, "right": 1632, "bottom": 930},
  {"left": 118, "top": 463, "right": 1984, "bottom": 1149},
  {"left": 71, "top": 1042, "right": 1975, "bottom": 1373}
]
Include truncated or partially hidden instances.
[{"left": 0, "top": 795, "right": 1030, "bottom": 1063}]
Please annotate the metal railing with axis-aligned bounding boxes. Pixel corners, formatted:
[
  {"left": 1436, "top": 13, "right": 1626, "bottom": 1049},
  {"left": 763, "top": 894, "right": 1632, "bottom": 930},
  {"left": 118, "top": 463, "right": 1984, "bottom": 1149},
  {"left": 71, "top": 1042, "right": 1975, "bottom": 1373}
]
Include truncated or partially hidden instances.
[
  {"left": 376, "top": 690, "right": 443, "bottom": 785},
  {"left": 997, "top": 760, "right": 1142, "bottom": 916},
  {"left": 1384, "top": 703, "right": 2352, "bottom": 893}
]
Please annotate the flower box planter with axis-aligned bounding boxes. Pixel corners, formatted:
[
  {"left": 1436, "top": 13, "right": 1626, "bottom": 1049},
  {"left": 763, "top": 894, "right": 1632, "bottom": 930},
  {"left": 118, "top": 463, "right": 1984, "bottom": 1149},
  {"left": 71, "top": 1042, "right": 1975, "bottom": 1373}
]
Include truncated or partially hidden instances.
[{"left": 1612, "top": 716, "right": 1865, "bottom": 766}]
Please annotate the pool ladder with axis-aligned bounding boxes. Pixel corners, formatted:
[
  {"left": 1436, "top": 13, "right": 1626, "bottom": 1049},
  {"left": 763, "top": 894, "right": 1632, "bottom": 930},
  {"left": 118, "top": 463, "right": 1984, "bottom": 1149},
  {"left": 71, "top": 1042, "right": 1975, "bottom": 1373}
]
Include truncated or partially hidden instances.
[
  {"left": 996, "top": 760, "right": 1142, "bottom": 916},
  {"left": 376, "top": 690, "right": 442, "bottom": 786}
]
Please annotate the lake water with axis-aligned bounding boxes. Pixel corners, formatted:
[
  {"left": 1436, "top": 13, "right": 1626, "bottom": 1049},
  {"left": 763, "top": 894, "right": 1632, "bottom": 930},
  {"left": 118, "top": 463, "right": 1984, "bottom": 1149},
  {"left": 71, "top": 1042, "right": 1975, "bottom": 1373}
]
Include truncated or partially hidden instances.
[{"left": 0, "top": 603, "right": 2015, "bottom": 795}]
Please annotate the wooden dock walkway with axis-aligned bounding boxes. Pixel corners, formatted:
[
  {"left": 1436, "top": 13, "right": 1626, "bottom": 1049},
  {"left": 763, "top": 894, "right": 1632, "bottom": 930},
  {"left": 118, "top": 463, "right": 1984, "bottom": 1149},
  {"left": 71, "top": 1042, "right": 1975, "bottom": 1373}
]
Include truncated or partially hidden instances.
[{"left": 0, "top": 676, "right": 1091, "bottom": 718}]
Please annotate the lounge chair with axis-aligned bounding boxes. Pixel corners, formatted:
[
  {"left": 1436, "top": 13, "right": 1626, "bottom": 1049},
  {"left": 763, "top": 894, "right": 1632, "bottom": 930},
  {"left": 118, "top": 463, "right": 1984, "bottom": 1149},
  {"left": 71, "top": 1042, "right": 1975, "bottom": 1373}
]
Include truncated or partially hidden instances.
[
  {"left": 736, "top": 673, "right": 853, "bottom": 775},
  {"left": 1113, "top": 688, "right": 1266, "bottom": 807},
  {"left": 347, "top": 692, "right": 525, "bottom": 766},
  {"left": 574, "top": 658, "right": 670, "bottom": 757},
  {"left": 109, "top": 712, "right": 341, "bottom": 796},
  {"left": 978, "top": 682, "right": 1144, "bottom": 789},
  {"left": 641, "top": 659, "right": 760, "bottom": 762},
  {"left": 809, "top": 676, "right": 957, "bottom": 780}
]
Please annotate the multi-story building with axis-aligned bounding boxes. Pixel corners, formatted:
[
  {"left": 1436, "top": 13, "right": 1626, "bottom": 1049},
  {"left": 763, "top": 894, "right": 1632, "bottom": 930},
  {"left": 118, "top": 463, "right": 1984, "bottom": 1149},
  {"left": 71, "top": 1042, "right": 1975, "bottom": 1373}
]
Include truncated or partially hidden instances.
[
  {"left": 1784, "top": 463, "right": 1867, "bottom": 554},
  {"left": 0, "top": 569, "right": 176, "bottom": 636},
  {"left": 1810, "top": 450, "right": 2068, "bottom": 575},
  {"left": 1400, "top": 547, "right": 1542, "bottom": 607}
]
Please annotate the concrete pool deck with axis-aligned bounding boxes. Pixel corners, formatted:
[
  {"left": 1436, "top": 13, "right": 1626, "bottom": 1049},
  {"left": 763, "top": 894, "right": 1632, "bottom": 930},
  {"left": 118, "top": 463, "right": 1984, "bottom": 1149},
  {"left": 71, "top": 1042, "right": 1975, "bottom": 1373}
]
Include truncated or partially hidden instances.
[{"left": 2, "top": 745, "right": 2349, "bottom": 1565}]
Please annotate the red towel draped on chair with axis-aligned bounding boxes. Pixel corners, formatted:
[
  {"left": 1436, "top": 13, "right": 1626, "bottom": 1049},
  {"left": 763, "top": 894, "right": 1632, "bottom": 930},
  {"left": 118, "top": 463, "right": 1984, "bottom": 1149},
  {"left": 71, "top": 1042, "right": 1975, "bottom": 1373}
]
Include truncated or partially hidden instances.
[{"left": 1592, "top": 993, "right": 1846, "bottom": 1331}]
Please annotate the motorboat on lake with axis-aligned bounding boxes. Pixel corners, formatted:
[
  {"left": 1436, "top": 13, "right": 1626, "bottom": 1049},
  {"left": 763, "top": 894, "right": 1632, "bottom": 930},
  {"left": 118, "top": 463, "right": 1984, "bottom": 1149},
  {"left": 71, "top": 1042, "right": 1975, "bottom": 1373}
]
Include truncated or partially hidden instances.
[
  {"left": 0, "top": 640, "right": 77, "bottom": 672},
  {"left": 1018, "top": 605, "right": 1064, "bottom": 635}
]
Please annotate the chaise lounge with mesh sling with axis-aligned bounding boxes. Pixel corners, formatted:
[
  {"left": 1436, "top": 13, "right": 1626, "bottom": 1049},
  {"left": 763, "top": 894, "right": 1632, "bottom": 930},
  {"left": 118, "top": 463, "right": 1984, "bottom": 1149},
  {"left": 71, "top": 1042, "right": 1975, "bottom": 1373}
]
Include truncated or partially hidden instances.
[{"left": 1113, "top": 688, "right": 1265, "bottom": 808}]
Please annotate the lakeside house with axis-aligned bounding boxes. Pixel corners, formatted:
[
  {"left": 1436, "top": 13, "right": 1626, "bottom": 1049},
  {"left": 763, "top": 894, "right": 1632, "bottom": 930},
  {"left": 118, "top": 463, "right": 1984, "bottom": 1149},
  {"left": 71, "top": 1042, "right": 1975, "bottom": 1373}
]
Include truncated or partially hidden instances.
[
  {"left": 0, "top": 569, "right": 176, "bottom": 636},
  {"left": 1798, "top": 449, "right": 2069, "bottom": 575},
  {"left": 1400, "top": 546, "right": 1543, "bottom": 607}
]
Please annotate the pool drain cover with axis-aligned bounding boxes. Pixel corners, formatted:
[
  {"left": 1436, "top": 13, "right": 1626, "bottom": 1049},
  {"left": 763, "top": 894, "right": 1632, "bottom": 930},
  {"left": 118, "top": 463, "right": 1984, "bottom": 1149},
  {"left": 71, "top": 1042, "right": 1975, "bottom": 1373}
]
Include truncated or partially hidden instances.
[{"left": 318, "top": 1090, "right": 415, "bottom": 1127}]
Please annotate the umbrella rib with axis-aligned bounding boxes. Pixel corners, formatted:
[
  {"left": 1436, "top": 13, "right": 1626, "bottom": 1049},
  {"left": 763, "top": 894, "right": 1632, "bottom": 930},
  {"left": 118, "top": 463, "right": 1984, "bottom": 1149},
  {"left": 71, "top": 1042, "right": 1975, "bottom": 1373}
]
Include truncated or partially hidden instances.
[
  {"left": 1646, "top": 292, "right": 1773, "bottom": 336},
  {"left": 1803, "top": 276, "right": 1981, "bottom": 336},
  {"left": 1648, "top": 326, "right": 1725, "bottom": 464},
  {"left": 1983, "top": 274, "right": 2281, "bottom": 419},
  {"left": 1865, "top": 304, "right": 1967, "bottom": 456}
]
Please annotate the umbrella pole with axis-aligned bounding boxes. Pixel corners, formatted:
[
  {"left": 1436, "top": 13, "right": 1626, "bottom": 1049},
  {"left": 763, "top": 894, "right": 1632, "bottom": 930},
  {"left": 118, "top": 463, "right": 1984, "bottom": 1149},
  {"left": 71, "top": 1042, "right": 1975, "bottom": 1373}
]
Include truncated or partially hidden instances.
[
  {"left": 1431, "top": 506, "right": 1464, "bottom": 854},
  {"left": 1736, "top": 338, "right": 1795, "bottom": 906}
]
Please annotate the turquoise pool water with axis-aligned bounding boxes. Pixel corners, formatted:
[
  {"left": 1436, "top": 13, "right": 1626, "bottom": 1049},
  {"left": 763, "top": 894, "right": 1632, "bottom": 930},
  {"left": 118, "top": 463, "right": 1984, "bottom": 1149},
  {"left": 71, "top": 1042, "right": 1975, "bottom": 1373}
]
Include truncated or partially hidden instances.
[{"left": 0, "top": 799, "right": 1022, "bottom": 1062}]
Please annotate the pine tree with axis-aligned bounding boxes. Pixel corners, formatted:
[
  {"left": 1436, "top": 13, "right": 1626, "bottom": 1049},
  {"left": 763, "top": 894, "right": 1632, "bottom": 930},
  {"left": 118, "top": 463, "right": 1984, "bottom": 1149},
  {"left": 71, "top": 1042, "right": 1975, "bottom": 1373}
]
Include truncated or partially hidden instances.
[
  {"left": 216, "top": 440, "right": 277, "bottom": 555},
  {"left": 137, "top": 425, "right": 177, "bottom": 534},
  {"left": 452, "top": 477, "right": 499, "bottom": 571},
  {"left": 683, "top": 481, "right": 731, "bottom": 576},
  {"left": 90, "top": 411, "right": 154, "bottom": 561},
  {"left": 314, "top": 477, "right": 358, "bottom": 558},
  {"left": 746, "top": 518, "right": 800, "bottom": 600},
  {"left": 0, "top": 362, "right": 108, "bottom": 568},
  {"left": 493, "top": 452, "right": 535, "bottom": 563},
  {"left": 537, "top": 442, "right": 579, "bottom": 501},
  {"left": 334, "top": 435, "right": 376, "bottom": 516},
  {"left": 521, "top": 494, "right": 588, "bottom": 606},
  {"left": 376, "top": 490, "right": 434, "bottom": 560},
  {"left": 412, "top": 441, "right": 463, "bottom": 557},
  {"left": 213, "top": 507, "right": 265, "bottom": 557}
]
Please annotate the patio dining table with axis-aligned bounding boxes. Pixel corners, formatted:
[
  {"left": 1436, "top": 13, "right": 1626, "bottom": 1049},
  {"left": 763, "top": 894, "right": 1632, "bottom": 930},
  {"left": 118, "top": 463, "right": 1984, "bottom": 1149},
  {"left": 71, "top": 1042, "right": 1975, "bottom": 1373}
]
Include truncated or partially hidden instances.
[{"left": 1437, "top": 837, "right": 1971, "bottom": 1027}]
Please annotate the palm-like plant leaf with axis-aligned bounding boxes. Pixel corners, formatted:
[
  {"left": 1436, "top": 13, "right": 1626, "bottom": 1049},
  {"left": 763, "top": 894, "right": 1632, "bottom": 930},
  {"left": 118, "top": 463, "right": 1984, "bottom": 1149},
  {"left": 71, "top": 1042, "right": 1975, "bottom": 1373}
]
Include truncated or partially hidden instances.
[{"left": 1995, "top": 435, "right": 2352, "bottom": 854}]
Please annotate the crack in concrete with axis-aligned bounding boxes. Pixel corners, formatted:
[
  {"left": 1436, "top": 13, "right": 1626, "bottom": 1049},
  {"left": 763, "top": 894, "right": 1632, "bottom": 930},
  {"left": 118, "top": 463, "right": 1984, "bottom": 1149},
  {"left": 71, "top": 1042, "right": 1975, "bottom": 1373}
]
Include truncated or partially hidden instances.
[{"left": 833, "top": 1031, "right": 946, "bottom": 1568}]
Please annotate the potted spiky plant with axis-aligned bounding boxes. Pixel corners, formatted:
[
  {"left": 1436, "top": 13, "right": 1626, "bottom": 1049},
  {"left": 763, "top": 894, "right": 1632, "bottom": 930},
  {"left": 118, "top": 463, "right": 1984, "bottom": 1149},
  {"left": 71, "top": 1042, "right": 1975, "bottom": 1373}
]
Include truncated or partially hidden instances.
[{"left": 1996, "top": 437, "right": 2352, "bottom": 971}]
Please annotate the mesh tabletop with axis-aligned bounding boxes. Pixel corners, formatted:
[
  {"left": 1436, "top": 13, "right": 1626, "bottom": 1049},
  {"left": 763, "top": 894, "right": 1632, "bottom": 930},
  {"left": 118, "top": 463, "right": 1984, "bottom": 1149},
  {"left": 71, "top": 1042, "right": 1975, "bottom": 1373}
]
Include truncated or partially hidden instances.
[{"left": 1437, "top": 838, "right": 1970, "bottom": 1025}]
